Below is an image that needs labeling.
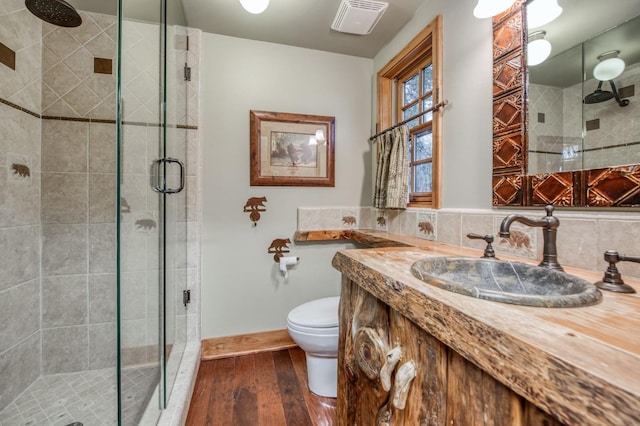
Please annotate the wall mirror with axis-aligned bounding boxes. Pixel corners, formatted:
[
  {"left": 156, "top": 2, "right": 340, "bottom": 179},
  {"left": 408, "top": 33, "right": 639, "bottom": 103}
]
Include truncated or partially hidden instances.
[{"left": 492, "top": 0, "right": 640, "bottom": 207}]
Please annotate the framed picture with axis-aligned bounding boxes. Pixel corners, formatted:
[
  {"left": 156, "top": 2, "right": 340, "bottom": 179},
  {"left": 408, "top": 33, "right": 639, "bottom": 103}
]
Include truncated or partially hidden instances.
[{"left": 250, "top": 110, "right": 335, "bottom": 187}]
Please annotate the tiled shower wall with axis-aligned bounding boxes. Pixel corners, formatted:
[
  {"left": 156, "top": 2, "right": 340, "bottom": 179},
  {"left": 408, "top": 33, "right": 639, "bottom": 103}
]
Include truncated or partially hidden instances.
[
  {"left": 298, "top": 206, "right": 640, "bottom": 280},
  {"left": 0, "top": 1, "right": 43, "bottom": 410},
  {"left": 582, "top": 62, "right": 640, "bottom": 168},
  {"left": 528, "top": 61, "right": 639, "bottom": 175},
  {"left": 40, "top": 11, "right": 119, "bottom": 375}
]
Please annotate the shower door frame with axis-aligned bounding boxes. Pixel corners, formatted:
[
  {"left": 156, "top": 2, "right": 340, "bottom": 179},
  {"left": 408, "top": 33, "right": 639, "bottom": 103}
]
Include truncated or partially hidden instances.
[{"left": 116, "top": 0, "right": 189, "bottom": 423}]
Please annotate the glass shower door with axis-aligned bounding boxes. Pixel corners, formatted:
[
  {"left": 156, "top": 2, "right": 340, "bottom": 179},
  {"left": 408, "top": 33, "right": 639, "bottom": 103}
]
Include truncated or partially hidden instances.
[
  {"left": 117, "top": 0, "right": 163, "bottom": 424},
  {"left": 161, "top": 0, "right": 190, "bottom": 406},
  {"left": 117, "top": 0, "right": 189, "bottom": 423}
]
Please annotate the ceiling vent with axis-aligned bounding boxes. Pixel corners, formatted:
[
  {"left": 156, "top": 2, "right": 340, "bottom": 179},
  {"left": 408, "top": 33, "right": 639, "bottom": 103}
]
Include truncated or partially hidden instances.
[{"left": 331, "top": 0, "right": 389, "bottom": 35}]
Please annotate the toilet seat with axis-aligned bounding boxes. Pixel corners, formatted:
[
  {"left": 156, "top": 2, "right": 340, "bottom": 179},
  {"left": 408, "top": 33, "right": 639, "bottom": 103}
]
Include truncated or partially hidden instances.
[
  {"left": 286, "top": 321, "right": 338, "bottom": 335},
  {"left": 287, "top": 296, "right": 340, "bottom": 328}
]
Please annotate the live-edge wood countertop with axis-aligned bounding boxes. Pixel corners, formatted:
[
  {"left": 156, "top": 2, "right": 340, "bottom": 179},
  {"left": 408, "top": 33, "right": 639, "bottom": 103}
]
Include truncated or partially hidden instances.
[{"left": 296, "top": 229, "right": 640, "bottom": 425}]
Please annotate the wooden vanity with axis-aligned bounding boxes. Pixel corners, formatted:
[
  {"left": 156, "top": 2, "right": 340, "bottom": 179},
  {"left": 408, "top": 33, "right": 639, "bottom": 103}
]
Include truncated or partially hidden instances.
[{"left": 298, "top": 230, "right": 640, "bottom": 425}]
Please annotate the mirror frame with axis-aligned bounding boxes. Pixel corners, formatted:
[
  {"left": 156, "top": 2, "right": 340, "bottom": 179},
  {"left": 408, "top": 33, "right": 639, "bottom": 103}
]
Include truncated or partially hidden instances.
[{"left": 491, "top": 0, "right": 640, "bottom": 207}]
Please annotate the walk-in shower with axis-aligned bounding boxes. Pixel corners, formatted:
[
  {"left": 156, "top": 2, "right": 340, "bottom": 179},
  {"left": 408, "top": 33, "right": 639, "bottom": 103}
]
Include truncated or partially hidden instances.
[{"left": 0, "top": 1, "right": 201, "bottom": 424}]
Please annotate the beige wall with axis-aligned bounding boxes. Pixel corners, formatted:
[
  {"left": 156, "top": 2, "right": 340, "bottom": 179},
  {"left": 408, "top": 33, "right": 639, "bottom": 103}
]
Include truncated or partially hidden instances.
[{"left": 199, "top": 33, "right": 373, "bottom": 339}]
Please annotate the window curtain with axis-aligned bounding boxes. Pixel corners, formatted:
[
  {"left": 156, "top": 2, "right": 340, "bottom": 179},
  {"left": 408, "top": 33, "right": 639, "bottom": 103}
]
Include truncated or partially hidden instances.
[{"left": 373, "top": 125, "right": 410, "bottom": 209}]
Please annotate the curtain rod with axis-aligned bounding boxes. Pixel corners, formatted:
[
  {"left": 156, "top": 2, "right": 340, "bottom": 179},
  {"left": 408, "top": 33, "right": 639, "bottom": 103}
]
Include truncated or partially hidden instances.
[{"left": 369, "top": 99, "right": 449, "bottom": 142}]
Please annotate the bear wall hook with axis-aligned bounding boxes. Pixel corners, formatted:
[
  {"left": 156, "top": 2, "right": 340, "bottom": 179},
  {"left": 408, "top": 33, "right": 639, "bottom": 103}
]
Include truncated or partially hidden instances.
[{"left": 243, "top": 196, "right": 267, "bottom": 226}]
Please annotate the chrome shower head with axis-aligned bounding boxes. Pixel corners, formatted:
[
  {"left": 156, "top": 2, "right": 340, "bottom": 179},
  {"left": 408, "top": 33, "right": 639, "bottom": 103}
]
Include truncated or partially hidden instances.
[{"left": 25, "top": 0, "right": 82, "bottom": 28}]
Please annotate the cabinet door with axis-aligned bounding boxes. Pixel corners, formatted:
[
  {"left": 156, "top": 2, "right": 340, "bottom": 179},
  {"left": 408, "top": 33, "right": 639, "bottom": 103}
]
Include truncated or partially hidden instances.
[
  {"left": 446, "top": 350, "right": 523, "bottom": 425},
  {"left": 339, "top": 278, "right": 448, "bottom": 425},
  {"left": 337, "top": 276, "right": 565, "bottom": 426},
  {"left": 387, "top": 310, "right": 448, "bottom": 425},
  {"left": 338, "top": 277, "right": 391, "bottom": 425}
]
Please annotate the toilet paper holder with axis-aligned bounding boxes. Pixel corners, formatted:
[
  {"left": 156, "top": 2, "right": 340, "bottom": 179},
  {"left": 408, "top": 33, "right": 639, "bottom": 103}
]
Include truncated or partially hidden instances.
[
  {"left": 278, "top": 256, "right": 299, "bottom": 278},
  {"left": 268, "top": 238, "right": 299, "bottom": 277}
]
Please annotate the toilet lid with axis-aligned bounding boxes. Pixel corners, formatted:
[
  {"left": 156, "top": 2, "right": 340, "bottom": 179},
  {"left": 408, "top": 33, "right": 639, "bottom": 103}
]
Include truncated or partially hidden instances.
[{"left": 288, "top": 296, "right": 339, "bottom": 328}]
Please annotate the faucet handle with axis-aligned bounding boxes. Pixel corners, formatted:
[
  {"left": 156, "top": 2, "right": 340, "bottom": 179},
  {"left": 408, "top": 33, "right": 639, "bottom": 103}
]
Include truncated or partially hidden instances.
[
  {"left": 545, "top": 204, "right": 555, "bottom": 216},
  {"left": 595, "top": 250, "right": 637, "bottom": 293},
  {"left": 466, "top": 233, "right": 497, "bottom": 259}
]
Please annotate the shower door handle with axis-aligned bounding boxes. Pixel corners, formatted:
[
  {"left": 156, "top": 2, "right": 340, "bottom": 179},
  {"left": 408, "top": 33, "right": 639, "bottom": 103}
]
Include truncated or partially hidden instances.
[{"left": 152, "top": 158, "right": 185, "bottom": 194}]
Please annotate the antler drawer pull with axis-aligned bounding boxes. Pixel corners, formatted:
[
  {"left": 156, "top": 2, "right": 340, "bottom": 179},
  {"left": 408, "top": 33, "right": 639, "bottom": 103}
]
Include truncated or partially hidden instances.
[
  {"left": 380, "top": 346, "right": 402, "bottom": 391},
  {"left": 392, "top": 361, "right": 416, "bottom": 410}
]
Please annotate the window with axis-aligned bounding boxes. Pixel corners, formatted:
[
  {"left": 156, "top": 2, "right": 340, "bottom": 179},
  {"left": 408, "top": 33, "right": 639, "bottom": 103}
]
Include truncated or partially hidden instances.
[{"left": 376, "top": 17, "right": 442, "bottom": 208}]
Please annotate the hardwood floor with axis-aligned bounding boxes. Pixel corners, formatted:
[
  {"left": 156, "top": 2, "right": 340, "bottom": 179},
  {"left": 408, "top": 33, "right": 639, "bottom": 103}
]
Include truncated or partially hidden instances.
[{"left": 186, "top": 347, "right": 337, "bottom": 425}]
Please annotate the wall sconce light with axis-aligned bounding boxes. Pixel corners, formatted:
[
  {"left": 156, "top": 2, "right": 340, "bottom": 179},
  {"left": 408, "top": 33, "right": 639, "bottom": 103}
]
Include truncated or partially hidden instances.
[
  {"left": 315, "top": 129, "right": 325, "bottom": 143},
  {"left": 593, "top": 50, "right": 626, "bottom": 81},
  {"left": 473, "top": 0, "right": 516, "bottom": 19},
  {"left": 309, "top": 136, "right": 318, "bottom": 146},
  {"left": 240, "top": 0, "right": 269, "bottom": 14},
  {"left": 527, "top": 0, "right": 562, "bottom": 28},
  {"left": 527, "top": 31, "right": 551, "bottom": 66}
]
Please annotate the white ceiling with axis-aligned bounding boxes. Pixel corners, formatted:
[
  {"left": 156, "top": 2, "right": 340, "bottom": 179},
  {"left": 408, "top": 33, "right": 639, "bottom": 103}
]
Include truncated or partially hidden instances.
[{"left": 71, "top": 0, "right": 425, "bottom": 58}]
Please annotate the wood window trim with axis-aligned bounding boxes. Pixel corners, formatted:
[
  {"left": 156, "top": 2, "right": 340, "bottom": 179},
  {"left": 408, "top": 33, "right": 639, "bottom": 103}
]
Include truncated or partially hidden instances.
[
  {"left": 408, "top": 122, "right": 434, "bottom": 204},
  {"left": 376, "top": 15, "right": 443, "bottom": 209},
  {"left": 396, "top": 56, "right": 433, "bottom": 125}
]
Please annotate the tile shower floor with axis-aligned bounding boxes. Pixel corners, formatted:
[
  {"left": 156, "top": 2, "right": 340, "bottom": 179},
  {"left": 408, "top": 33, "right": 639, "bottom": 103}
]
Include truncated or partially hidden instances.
[{"left": 0, "top": 366, "right": 159, "bottom": 426}]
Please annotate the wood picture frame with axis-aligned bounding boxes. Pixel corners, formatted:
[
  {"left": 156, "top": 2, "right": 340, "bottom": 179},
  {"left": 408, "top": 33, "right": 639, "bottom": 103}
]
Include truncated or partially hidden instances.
[{"left": 250, "top": 110, "right": 335, "bottom": 187}]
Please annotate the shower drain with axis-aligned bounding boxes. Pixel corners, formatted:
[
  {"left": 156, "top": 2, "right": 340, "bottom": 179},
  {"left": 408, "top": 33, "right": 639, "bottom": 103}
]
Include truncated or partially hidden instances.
[{"left": 65, "top": 423, "right": 83, "bottom": 426}]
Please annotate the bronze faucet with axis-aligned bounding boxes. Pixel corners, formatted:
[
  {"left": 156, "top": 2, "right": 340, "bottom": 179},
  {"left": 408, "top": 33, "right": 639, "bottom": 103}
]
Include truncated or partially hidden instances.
[
  {"left": 595, "top": 250, "right": 638, "bottom": 293},
  {"left": 499, "top": 205, "right": 563, "bottom": 271},
  {"left": 466, "top": 233, "right": 497, "bottom": 259}
]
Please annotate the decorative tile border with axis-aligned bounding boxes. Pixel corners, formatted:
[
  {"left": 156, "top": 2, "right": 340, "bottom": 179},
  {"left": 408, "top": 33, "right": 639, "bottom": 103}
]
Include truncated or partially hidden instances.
[
  {"left": 416, "top": 212, "right": 437, "bottom": 241},
  {"left": 492, "top": 215, "right": 537, "bottom": 259},
  {"left": 297, "top": 206, "right": 640, "bottom": 277},
  {"left": 0, "top": 97, "right": 40, "bottom": 118},
  {"left": 42, "top": 115, "right": 116, "bottom": 124},
  {"left": 0, "top": 96, "right": 199, "bottom": 130}
]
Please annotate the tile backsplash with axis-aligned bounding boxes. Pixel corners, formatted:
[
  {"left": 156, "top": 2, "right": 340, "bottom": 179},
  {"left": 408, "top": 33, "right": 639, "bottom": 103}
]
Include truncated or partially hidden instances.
[{"left": 298, "top": 206, "right": 640, "bottom": 279}]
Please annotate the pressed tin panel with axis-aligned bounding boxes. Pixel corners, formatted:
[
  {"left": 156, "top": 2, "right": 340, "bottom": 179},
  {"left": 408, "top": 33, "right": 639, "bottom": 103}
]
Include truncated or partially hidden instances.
[
  {"left": 492, "top": 7, "right": 523, "bottom": 60},
  {"left": 493, "top": 50, "right": 524, "bottom": 96},
  {"left": 491, "top": 0, "right": 640, "bottom": 208},
  {"left": 492, "top": 2, "right": 527, "bottom": 206},
  {"left": 492, "top": 174, "right": 523, "bottom": 206},
  {"left": 530, "top": 172, "right": 576, "bottom": 207},
  {"left": 493, "top": 131, "right": 525, "bottom": 170},
  {"left": 493, "top": 90, "right": 524, "bottom": 136},
  {"left": 587, "top": 166, "right": 640, "bottom": 207}
]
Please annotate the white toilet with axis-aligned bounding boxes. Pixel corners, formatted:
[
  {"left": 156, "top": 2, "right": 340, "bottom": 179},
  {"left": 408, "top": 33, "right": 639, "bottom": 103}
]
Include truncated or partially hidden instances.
[{"left": 286, "top": 296, "right": 340, "bottom": 398}]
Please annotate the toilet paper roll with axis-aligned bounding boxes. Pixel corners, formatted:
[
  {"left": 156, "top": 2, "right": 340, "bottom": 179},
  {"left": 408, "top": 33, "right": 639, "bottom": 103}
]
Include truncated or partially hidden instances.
[{"left": 279, "top": 256, "right": 299, "bottom": 278}]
